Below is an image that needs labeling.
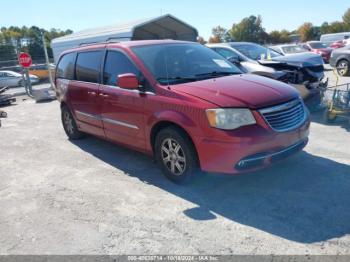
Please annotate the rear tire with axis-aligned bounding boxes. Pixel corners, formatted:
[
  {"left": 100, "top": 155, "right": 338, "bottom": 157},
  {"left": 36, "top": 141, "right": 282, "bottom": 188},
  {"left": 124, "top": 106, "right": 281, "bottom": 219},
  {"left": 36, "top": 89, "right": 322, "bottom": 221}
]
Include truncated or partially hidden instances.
[
  {"left": 155, "top": 126, "right": 198, "bottom": 184},
  {"left": 61, "top": 106, "right": 85, "bottom": 140},
  {"left": 336, "top": 59, "right": 350, "bottom": 76}
]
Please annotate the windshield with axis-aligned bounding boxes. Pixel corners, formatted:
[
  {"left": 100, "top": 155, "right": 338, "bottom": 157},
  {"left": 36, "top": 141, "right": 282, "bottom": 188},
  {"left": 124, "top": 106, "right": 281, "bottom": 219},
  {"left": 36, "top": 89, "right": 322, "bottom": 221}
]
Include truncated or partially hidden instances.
[
  {"left": 281, "top": 45, "right": 308, "bottom": 54},
  {"left": 230, "top": 43, "right": 281, "bottom": 60},
  {"left": 309, "top": 42, "right": 328, "bottom": 49},
  {"left": 132, "top": 43, "right": 241, "bottom": 85}
]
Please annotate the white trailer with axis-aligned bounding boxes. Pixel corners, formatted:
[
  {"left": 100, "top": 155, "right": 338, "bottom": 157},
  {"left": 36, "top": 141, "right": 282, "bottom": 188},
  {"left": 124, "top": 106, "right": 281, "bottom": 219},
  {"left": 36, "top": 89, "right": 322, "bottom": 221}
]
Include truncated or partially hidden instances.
[{"left": 51, "top": 14, "right": 198, "bottom": 62}]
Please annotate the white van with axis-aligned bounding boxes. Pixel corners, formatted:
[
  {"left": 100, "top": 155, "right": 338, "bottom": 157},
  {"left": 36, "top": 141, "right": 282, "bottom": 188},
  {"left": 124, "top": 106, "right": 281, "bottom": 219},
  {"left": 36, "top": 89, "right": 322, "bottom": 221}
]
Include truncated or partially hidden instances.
[{"left": 320, "top": 32, "right": 350, "bottom": 45}]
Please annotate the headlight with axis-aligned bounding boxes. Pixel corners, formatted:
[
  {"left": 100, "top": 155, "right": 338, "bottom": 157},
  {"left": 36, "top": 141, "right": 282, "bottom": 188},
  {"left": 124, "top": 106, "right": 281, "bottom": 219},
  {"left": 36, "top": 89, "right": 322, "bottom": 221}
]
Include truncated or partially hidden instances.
[{"left": 205, "top": 108, "right": 256, "bottom": 130}]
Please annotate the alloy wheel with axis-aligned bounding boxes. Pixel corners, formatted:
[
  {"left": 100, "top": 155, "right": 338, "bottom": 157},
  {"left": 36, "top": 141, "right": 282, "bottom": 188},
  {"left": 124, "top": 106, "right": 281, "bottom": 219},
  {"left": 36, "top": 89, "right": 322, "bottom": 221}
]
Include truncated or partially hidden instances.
[
  {"left": 337, "top": 61, "right": 348, "bottom": 76},
  {"left": 161, "top": 138, "right": 186, "bottom": 176},
  {"left": 63, "top": 111, "right": 74, "bottom": 135}
]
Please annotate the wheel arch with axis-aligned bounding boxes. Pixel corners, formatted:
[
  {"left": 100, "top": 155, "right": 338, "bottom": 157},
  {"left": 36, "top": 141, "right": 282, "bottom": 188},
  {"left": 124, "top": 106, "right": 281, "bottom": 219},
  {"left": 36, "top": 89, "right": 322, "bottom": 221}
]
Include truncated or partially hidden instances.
[
  {"left": 149, "top": 120, "right": 200, "bottom": 166},
  {"left": 150, "top": 121, "right": 192, "bottom": 150},
  {"left": 336, "top": 56, "right": 350, "bottom": 65}
]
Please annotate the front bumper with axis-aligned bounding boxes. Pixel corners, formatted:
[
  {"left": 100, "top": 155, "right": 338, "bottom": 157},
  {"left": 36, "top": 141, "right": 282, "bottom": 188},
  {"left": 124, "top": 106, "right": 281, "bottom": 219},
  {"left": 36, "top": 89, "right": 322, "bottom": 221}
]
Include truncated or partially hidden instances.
[
  {"left": 193, "top": 117, "right": 310, "bottom": 174},
  {"left": 235, "top": 138, "right": 308, "bottom": 170}
]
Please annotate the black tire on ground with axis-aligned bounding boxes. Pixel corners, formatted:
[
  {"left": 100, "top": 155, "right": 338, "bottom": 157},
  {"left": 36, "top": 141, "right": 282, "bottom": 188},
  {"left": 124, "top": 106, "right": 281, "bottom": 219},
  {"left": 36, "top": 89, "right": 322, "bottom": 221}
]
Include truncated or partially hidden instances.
[
  {"left": 155, "top": 126, "right": 198, "bottom": 184},
  {"left": 336, "top": 59, "right": 350, "bottom": 76},
  {"left": 61, "top": 105, "right": 85, "bottom": 140}
]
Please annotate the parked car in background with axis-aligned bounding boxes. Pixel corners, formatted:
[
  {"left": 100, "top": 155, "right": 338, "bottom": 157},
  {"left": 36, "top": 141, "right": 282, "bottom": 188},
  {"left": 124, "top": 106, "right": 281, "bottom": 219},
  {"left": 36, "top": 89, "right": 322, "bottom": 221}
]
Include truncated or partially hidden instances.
[
  {"left": 29, "top": 63, "right": 56, "bottom": 80},
  {"left": 56, "top": 40, "right": 310, "bottom": 183},
  {"left": 344, "top": 36, "right": 350, "bottom": 46},
  {"left": 207, "top": 42, "right": 326, "bottom": 110},
  {"left": 0, "top": 70, "right": 39, "bottom": 88},
  {"left": 320, "top": 32, "right": 350, "bottom": 46},
  {"left": 269, "top": 44, "right": 309, "bottom": 55},
  {"left": 330, "top": 45, "right": 350, "bottom": 76},
  {"left": 301, "top": 41, "right": 333, "bottom": 63},
  {"left": 329, "top": 40, "right": 345, "bottom": 49}
]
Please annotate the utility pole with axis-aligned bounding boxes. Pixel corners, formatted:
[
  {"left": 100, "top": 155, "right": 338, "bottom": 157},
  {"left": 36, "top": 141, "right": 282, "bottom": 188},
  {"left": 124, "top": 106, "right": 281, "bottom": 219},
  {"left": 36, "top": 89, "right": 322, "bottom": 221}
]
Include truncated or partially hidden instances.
[
  {"left": 41, "top": 31, "right": 55, "bottom": 89},
  {"left": 16, "top": 45, "right": 27, "bottom": 90},
  {"left": 24, "top": 68, "right": 33, "bottom": 97}
]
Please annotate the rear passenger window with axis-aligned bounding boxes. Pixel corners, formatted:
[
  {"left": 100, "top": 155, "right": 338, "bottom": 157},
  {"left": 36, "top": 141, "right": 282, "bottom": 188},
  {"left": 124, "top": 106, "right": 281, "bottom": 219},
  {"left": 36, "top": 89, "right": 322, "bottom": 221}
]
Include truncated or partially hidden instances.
[
  {"left": 56, "top": 52, "right": 76, "bottom": 80},
  {"left": 103, "top": 51, "right": 140, "bottom": 86},
  {"left": 76, "top": 51, "right": 103, "bottom": 83}
]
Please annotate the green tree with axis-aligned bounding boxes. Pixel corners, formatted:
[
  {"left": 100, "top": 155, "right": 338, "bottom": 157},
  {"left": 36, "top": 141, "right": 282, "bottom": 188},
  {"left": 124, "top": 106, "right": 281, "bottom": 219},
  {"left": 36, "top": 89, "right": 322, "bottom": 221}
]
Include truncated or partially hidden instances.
[
  {"left": 197, "top": 36, "right": 207, "bottom": 45},
  {"left": 329, "top": 21, "right": 347, "bottom": 33},
  {"left": 320, "top": 22, "right": 330, "bottom": 34},
  {"left": 298, "top": 22, "right": 317, "bottom": 42},
  {"left": 228, "top": 15, "right": 268, "bottom": 44},
  {"left": 209, "top": 26, "right": 228, "bottom": 43},
  {"left": 208, "top": 35, "right": 221, "bottom": 43},
  {"left": 343, "top": 8, "right": 350, "bottom": 30},
  {"left": 268, "top": 30, "right": 291, "bottom": 44}
]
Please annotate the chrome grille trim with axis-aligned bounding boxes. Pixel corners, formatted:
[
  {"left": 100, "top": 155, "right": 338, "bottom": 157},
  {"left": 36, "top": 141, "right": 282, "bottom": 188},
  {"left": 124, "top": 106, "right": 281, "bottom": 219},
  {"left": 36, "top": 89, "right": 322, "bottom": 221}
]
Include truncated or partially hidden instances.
[{"left": 259, "top": 99, "right": 307, "bottom": 132}]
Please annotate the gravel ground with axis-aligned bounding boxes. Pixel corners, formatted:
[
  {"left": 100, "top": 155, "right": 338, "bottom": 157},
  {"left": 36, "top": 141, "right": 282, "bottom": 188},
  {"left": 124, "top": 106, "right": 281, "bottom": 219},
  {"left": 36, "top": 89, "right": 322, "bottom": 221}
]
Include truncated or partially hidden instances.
[{"left": 0, "top": 71, "right": 349, "bottom": 255}]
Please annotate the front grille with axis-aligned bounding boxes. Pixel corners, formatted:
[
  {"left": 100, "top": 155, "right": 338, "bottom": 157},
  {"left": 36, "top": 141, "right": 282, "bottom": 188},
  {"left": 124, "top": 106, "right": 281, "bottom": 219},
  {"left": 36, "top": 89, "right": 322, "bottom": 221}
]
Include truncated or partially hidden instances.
[{"left": 259, "top": 99, "right": 307, "bottom": 132}]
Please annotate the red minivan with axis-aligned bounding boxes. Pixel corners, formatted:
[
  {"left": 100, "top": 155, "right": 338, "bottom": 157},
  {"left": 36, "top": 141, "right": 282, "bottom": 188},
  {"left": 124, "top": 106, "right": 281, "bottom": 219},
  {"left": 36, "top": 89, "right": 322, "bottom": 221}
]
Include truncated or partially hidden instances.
[{"left": 55, "top": 40, "right": 310, "bottom": 183}]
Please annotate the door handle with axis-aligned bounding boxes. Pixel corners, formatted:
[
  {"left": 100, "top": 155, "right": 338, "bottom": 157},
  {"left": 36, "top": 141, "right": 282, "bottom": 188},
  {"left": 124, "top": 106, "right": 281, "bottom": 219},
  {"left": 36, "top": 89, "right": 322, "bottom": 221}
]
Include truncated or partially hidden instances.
[
  {"left": 99, "top": 93, "right": 109, "bottom": 98},
  {"left": 87, "top": 91, "right": 96, "bottom": 96}
]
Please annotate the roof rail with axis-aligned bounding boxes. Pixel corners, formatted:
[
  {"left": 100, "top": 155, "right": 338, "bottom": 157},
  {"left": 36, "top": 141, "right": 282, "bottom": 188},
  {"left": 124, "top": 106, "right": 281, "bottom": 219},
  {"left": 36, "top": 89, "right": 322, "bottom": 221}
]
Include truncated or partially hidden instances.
[
  {"left": 79, "top": 41, "right": 100, "bottom": 47},
  {"left": 78, "top": 37, "right": 132, "bottom": 47}
]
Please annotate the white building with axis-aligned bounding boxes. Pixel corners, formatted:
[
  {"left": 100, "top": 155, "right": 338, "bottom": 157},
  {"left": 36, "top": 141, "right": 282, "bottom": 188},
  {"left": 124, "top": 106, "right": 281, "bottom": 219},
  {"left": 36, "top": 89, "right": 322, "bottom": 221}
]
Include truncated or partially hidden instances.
[{"left": 51, "top": 14, "right": 198, "bottom": 62}]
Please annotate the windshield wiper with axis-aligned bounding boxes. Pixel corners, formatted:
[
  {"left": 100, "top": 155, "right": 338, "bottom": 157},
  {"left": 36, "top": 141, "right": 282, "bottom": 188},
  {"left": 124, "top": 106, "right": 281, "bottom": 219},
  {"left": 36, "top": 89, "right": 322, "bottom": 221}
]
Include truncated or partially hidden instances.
[
  {"left": 156, "top": 76, "right": 198, "bottom": 84},
  {"left": 195, "top": 71, "right": 240, "bottom": 77}
]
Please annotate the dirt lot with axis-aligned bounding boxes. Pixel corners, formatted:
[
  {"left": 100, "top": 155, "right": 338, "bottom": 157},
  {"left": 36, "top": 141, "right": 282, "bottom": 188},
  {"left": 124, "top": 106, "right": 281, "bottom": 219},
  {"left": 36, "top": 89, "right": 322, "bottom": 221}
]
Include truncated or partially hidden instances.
[{"left": 0, "top": 70, "right": 350, "bottom": 255}]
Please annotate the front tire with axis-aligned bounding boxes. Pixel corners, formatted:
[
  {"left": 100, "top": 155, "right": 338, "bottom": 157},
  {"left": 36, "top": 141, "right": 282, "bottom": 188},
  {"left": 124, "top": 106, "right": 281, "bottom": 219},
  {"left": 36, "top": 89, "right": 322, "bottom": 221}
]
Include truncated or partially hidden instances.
[
  {"left": 155, "top": 126, "right": 198, "bottom": 184},
  {"left": 61, "top": 106, "right": 85, "bottom": 140},
  {"left": 336, "top": 59, "right": 350, "bottom": 76}
]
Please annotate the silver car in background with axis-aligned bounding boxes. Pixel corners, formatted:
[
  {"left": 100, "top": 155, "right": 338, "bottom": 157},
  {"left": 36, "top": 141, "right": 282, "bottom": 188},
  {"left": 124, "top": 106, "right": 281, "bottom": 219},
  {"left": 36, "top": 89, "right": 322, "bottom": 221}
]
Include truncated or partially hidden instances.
[
  {"left": 0, "top": 70, "right": 39, "bottom": 88},
  {"left": 269, "top": 44, "right": 310, "bottom": 55}
]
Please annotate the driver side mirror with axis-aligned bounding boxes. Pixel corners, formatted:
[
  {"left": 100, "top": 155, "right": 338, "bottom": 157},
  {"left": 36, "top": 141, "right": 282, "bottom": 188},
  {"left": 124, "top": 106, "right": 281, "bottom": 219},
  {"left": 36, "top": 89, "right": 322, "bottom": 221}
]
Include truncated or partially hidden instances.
[
  {"left": 117, "top": 73, "right": 139, "bottom": 89},
  {"left": 227, "top": 56, "right": 240, "bottom": 64}
]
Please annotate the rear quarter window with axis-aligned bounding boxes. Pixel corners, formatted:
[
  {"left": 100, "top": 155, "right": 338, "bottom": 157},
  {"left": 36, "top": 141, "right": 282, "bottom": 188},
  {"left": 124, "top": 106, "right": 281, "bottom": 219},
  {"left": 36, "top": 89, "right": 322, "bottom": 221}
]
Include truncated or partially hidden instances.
[
  {"left": 75, "top": 51, "right": 103, "bottom": 83},
  {"left": 56, "top": 52, "right": 76, "bottom": 80}
]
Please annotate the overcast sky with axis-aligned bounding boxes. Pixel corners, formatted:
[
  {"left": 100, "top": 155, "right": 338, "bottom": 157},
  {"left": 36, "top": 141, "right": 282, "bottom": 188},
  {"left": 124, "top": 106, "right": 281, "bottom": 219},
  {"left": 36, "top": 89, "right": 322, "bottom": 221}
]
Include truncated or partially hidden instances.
[{"left": 2, "top": 0, "right": 349, "bottom": 39}]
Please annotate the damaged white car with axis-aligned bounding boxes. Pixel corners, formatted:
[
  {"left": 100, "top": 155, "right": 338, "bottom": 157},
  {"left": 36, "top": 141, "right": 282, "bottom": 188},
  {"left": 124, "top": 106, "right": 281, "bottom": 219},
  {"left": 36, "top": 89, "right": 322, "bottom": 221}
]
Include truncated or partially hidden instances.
[{"left": 208, "top": 42, "right": 328, "bottom": 110}]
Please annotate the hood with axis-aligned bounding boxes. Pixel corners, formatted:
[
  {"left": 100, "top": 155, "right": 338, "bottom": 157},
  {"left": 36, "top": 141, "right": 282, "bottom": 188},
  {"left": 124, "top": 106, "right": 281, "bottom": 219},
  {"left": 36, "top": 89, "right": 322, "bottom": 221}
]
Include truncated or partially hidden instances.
[
  {"left": 259, "top": 52, "right": 324, "bottom": 67},
  {"left": 171, "top": 74, "right": 299, "bottom": 108},
  {"left": 334, "top": 47, "right": 350, "bottom": 54}
]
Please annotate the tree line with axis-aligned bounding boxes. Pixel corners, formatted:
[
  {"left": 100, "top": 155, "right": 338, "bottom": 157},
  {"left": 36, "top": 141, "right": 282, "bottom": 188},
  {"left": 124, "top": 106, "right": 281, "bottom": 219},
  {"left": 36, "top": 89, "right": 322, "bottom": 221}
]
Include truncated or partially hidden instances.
[
  {"left": 198, "top": 7, "right": 350, "bottom": 44},
  {"left": 1, "top": 8, "right": 350, "bottom": 67},
  {"left": 0, "top": 26, "right": 72, "bottom": 67}
]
